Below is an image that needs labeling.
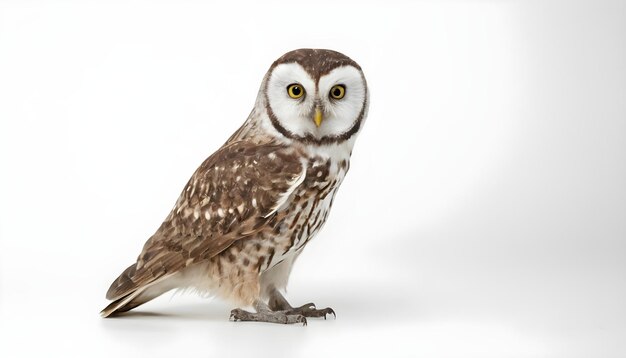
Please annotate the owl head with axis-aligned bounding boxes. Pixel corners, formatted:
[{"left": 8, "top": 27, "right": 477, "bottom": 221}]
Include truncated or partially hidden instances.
[{"left": 260, "top": 49, "right": 368, "bottom": 145}]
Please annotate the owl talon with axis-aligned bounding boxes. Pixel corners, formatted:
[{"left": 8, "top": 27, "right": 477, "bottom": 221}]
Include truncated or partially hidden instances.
[
  {"left": 230, "top": 308, "right": 249, "bottom": 322},
  {"left": 267, "top": 287, "right": 336, "bottom": 321},
  {"left": 296, "top": 315, "right": 308, "bottom": 326},
  {"left": 284, "top": 305, "right": 335, "bottom": 319}
]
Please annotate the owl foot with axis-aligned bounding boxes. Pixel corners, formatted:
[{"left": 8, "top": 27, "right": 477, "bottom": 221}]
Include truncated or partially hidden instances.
[
  {"left": 283, "top": 303, "right": 336, "bottom": 319},
  {"left": 230, "top": 308, "right": 307, "bottom": 326},
  {"left": 267, "top": 287, "right": 336, "bottom": 319}
]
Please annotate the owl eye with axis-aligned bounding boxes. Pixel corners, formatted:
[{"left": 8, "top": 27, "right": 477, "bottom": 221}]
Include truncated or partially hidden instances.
[
  {"left": 329, "top": 84, "right": 346, "bottom": 100},
  {"left": 287, "top": 84, "right": 305, "bottom": 99}
]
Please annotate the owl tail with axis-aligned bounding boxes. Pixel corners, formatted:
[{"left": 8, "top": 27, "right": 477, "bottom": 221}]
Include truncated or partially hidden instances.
[{"left": 100, "top": 273, "right": 176, "bottom": 318}]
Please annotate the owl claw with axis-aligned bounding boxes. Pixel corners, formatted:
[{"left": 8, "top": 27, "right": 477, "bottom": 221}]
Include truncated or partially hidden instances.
[
  {"left": 267, "top": 287, "right": 335, "bottom": 322},
  {"left": 285, "top": 304, "right": 335, "bottom": 319},
  {"left": 229, "top": 308, "right": 248, "bottom": 322},
  {"left": 317, "top": 307, "right": 335, "bottom": 320},
  {"left": 297, "top": 315, "right": 308, "bottom": 326}
]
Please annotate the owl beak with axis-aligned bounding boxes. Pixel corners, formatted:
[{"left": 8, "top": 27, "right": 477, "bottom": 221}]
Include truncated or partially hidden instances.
[{"left": 314, "top": 108, "right": 323, "bottom": 127}]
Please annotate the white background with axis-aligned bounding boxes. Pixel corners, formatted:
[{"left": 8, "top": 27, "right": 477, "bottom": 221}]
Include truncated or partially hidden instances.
[{"left": 1, "top": 0, "right": 625, "bottom": 357}]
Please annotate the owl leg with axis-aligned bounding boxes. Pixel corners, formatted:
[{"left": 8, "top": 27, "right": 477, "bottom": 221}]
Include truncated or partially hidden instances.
[
  {"left": 267, "top": 286, "right": 336, "bottom": 319},
  {"left": 230, "top": 300, "right": 307, "bottom": 325}
]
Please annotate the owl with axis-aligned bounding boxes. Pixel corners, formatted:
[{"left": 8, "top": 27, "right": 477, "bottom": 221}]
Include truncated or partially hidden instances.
[{"left": 101, "top": 49, "right": 369, "bottom": 325}]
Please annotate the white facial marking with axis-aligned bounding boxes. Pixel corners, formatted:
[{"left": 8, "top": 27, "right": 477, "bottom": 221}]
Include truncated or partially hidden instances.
[
  {"left": 316, "top": 66, "right": 366, "bottom": 138},
  {"left": 266, "top": 63, "right": 365, "bottom": 141},
  {"left": 266, "top": 63, "right": 316, "bottom": 135}
]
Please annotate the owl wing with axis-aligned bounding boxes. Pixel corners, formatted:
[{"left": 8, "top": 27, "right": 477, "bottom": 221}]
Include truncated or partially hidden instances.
[{"left": 106, "top": 141, "right": 305, "bottom": 300}]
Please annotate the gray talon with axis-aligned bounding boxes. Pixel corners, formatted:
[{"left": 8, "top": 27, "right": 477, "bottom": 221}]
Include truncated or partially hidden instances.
[{"left": 266, "top": 287, "right": 336, "bottom": 323}]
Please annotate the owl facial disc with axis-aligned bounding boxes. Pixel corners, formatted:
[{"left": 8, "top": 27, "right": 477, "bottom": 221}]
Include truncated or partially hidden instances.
[{"left": 263, "top": 49, "right": 368, "bottom": 145}]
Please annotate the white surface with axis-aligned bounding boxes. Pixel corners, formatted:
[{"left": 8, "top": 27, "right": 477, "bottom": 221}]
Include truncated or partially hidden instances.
[{"left": 1, "top": 0, "right": 625, "bottom": 357}]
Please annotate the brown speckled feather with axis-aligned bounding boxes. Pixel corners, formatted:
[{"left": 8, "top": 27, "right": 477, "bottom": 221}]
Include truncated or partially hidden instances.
[{"left": 106, "top": 141, "right": 303, "bottom": 300}]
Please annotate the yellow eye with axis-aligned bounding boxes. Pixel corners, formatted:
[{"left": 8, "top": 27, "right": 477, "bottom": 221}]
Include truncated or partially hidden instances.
[
  {"left": 330, "top": 85, "right": 346, "bottom": 99},
  {"left": 287, "top": 84, "right": 305, "bottom": 99}
]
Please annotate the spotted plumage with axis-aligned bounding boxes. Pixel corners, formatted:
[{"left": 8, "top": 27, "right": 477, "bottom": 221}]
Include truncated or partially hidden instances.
[{"left": 101, "top": 49, "right": 369, "bottom": 324}]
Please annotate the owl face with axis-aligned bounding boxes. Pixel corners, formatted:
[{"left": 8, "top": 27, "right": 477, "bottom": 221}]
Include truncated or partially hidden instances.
[{"left": 263, "top": 49, "right": 368, "bottom": 145}]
